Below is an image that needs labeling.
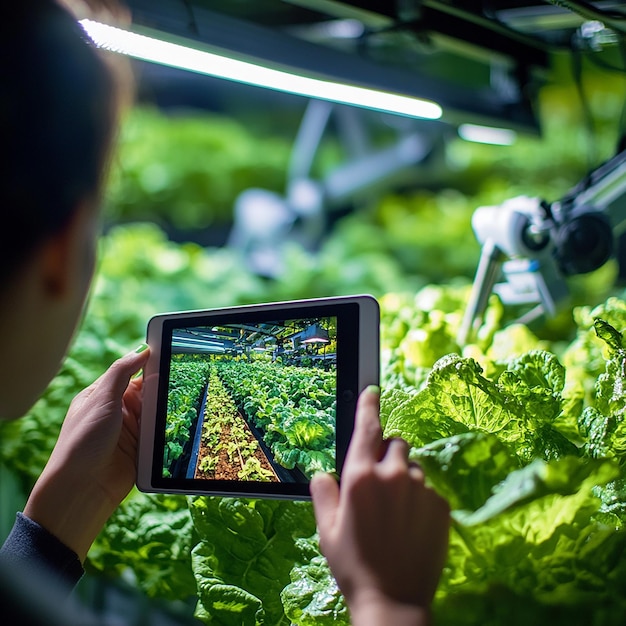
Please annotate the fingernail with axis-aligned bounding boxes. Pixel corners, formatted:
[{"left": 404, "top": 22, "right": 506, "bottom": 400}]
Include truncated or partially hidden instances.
[
  {"left": 310, "top": 471, "right": 339, "bottom": 484},
  {"left": 134, "top": 343, "right": 149, "bottom": 353},
  {"left": 366, "top": 385, "right": 380, "bottom": 395}
]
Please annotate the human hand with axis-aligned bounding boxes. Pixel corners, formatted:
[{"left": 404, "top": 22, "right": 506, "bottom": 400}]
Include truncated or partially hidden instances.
[
  {"left": 24, "top": 346, "right": 149, "bottom": 562},
  {"left": 310, "top": 387, "right": 450, "bottom": 626}
]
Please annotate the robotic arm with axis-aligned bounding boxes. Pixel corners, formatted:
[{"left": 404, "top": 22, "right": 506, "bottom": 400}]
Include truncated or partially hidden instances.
[
  {"left": 458, "top": 148, "right": 626, "bottom": 345},
  {"left": 228, "top": 99, "right": 438, "bottom": 277}
]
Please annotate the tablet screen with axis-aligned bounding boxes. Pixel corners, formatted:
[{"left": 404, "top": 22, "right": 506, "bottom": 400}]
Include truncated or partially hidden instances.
[{"left": 162, "top": 316, "right": 338, "bottom": 485}]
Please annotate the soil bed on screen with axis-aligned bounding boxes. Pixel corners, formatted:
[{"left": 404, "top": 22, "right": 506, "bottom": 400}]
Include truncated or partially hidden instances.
[{"left": 194, "top": 418, "right": 278, "bottom": 481}]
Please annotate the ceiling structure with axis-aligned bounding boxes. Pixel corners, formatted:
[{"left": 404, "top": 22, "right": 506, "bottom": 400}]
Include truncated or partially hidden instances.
[
  {"left": 123, "top": 1, "right": 625, "bottom": 133},
  {"left": 171, "top": 319, "right": 334, "bottom": 354}
]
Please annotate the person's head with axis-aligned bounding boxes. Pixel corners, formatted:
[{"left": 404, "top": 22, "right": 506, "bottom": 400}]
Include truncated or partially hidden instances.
[{"left": 0, "top": 0, "right": 122, "bottom": 418}]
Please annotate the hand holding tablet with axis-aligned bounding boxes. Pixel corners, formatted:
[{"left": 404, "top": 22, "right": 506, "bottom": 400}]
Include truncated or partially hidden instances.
[{"left": 137, "top": 295, "right": 379, "bottom": 499}]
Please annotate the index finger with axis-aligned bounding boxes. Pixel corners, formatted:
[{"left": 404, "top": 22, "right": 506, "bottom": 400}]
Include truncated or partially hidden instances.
[{"left": 343, "top": 386, "right": 383, "bottom": 465}]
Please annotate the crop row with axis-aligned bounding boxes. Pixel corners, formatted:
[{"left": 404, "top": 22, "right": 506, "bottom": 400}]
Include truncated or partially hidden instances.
[
  {"left": 164, "top": 358, "right": 211, "bottom": 476},
  {"left": 196, "top": 368, "right": 276, "bottom": 481},
  {"left": 214, "top": 361, "right": 336, "bottom": 478}
]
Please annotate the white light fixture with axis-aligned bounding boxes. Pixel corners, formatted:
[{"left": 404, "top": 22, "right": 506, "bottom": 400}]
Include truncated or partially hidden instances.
[
  {"left": 80, "top": 19, "right": 443, "bottom": 120},
  {"left": 458, "top": 123, "right": 517, "bottom": 146},
  {"left": 301, "top": 323, "right": 330, "bottom": 344}
]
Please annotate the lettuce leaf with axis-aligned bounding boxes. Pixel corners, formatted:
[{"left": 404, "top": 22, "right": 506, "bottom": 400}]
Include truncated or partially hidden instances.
[
  {"left": 280, "top": 456, "right": 626, "bottom": 626},
  {"left": 410, "top": 432, "right": 519, "bottom": 511},
  {"left": 436, "top": 456, "right": 626, "bottom": 625},
  {"left": 563, "top": 298, "right": 626, "bottom": 409},
  {"left": 578, "top": 319, "right": 626, "bottom": 463},
  {"left": 87, "top": 491, "right": 197, "bottom": 601},
  {"left": 455, "top": 456, "right": 618, "bottom": 526},
  {"left": 188, "top": 497, "right": 316, "bottom": 624},
  {"left": 384, "top": 351, "right": 576, "bottom": 463},
  {"left": 281, "top": 546, "right": 349, "bottom": 625}
]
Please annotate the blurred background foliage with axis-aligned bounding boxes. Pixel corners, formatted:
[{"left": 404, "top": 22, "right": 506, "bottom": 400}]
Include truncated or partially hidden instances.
[{"left": 98, "top": 55, "right": 626, "bottom": 334}]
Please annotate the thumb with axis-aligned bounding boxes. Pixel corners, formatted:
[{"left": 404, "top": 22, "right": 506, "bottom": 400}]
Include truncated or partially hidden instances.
[
  {"left": 310, "top": 472, "right": 340, "bottom": 541},
  {"left": 95, "top": 346, "right": 150, "bottom": 398}
]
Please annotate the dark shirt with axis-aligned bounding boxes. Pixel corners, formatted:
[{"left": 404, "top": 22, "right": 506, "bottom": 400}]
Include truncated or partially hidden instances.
[{"left": 0, "top": 512, "right": 98, "bottom": 625}]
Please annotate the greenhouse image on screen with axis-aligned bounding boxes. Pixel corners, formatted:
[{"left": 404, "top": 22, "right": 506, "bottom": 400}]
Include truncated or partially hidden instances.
[{"left": 162, "top": 316, "right": 337, "bottom": 483}]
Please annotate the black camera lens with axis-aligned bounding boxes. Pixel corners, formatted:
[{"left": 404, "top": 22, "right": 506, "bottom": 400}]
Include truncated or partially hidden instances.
[{"left": 554, "top": 212, "right": 613, "bottom": 275}]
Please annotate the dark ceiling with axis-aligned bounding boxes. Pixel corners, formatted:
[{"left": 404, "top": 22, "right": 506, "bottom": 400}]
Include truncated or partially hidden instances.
[{"left": 123, "top": 1, "right": 626, "bottom": 132}]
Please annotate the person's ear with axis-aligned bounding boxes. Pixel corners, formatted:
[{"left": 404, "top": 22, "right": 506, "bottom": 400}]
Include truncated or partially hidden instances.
[
  {"left": 40, "top": 224, "right": 74, "bottom": 299},
  {"left": 39, "top": 200, "right": 97, "bottom": 299}
]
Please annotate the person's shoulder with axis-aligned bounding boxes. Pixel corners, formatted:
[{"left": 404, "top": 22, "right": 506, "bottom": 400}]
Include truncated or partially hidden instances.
[{"left": 0, "top": 555, "right": 100, "bottom": 626}]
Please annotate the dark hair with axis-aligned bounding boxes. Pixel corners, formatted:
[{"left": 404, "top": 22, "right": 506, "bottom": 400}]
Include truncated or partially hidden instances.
[{"left": 0, "top": 0, "right": 117, "bottom": 284}]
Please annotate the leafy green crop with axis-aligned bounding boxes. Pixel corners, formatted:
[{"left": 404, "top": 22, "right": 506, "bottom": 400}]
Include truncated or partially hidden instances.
[
  {"left": 385, "top": 350, "right": 577, "bottom": 463},
  {"left": 216, "top": 361, "right": 336, "bottom": 478},
  {"left": 104, "top": 107, "right": 292, "bottom": 229},
  {"left": 197, "top": 367, "right": 276, "bottom": 482},
  {"left": 310, "top": 309, "right": 626, "bottom": 626},
  {"left": 4, "top": 219, "right": 626, "bottom": 624},
  {"left": 189, "top": 497, "right": 316, "bottom": 624},
  {"left": 87, "top": 491, "right": 197, "bottom": 602},
  {"left": 279, "top": 315, "right": 626, "bottom": 626},
  {"left": 165, "top": 359, "right": 211, "bottom": 475}
]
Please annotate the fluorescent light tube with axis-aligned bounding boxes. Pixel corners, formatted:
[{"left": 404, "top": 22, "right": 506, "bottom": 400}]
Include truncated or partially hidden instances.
[
  {"left": 458, "top": 123, "right": 517, "bottom": 145},
  {"left": 80, "top": 19, "right": 443, "bottom": 120}
]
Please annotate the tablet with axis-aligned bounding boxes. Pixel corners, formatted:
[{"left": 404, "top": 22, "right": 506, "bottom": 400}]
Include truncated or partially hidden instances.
[{"left": 137, "top": 295, "right": 379, "bottom": 499}]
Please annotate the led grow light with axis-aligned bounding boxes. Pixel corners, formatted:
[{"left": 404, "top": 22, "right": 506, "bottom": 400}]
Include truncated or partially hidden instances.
[
  {"left": 301, "top": 323, "right": 330, "bottom": 344},
  {"left": 458, "top": 123, "right": 517, "bottom": 146},
  {"left": 80, "top": 19, "right": 443, "bottom": 120}
]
